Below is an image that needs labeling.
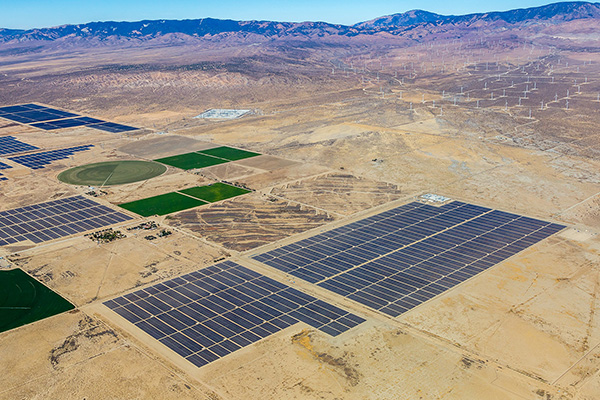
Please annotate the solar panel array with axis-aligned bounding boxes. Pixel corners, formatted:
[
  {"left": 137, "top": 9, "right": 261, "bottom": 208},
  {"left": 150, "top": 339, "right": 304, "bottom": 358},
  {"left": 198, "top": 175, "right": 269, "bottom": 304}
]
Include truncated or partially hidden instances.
[
  {"left": 0, "top": 136, "right": 39, "bottom": 156},
  {"left": 31, "top": 117, "right": 103, "bottom": 131},
  {"left": 105, "top": 261, "right": 366, "bottom": 367},
  {"left": 0, "top": 195, "right": 134, "bottom": 246},
  {"left": 252, "top": 201, "right": 565, "bottom": 317},
  {"left": 8, "top": 145, "right": 94, "bottom": 169},
  {"left": 0, "top": 161, "right": 11, "bottom": 181},
  {"left": 91, "top": 122, "right": 139, "bottom": 133},
  {"left": 0, "top": 103, "right": 138, "bottom": 133},
  {"left": 0, "top": 104, "right": 77, "bottom": 122}
]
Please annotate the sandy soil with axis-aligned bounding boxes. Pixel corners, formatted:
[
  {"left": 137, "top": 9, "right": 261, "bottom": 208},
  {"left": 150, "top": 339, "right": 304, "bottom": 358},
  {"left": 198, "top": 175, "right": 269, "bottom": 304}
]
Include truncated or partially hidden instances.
[
  {"left": 270, "top": 172, "right": 404, "bottom": 216},
  {"left": 169, "top": 192, "right": 337, "bottom": 252},
  {"left": 117, "top": 135, "right": 218, "bottom": 159},
  {"left": 0, "top": 310, "right": 216, "bottom": 400},
  {"left": 9, "top": 228, "right": 228, "bottom": 306}
]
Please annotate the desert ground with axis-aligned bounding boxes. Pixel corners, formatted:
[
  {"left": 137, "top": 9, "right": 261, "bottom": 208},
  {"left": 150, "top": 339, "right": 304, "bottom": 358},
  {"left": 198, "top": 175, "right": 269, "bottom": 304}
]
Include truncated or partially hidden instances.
[{"left": 1, "top": 27, "right": 600, "bottom": 400}]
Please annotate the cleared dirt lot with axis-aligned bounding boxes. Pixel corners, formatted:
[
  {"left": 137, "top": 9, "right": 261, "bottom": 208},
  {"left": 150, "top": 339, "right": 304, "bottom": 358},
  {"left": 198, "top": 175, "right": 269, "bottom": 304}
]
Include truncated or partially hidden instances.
[
  {"left": 270, "top": 172, "right": 404, "bottom": 216},
  {"left": 117, "top": 135, "right": 218, "bottom": 159},
  {"left": 169, "top": 192, "right": 337, "bottom": 252},
  {"left": 10, "top": 228, "right": 228, "bottom": 306}
]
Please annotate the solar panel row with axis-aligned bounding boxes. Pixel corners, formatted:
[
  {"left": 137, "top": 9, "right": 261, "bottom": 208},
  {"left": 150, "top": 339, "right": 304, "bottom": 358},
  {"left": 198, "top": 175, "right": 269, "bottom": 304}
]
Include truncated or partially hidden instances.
[
  {"left": 0, "top": 107, "right": 77, "bottom": 123},
  {"left": 0, "top": 104, "right": 45, "bottom": 114},
  {"left": 0, "top": 136, "right": 39, "bottom": 156},
  {"left": 105, "top": 261, "right": 366, "bottom": 367},
  {"left": 0, "top": 161, "right": 11, "bottom": 181},
  {"left": 91, "top": 122, "right": 139, "bottom": 133},
  {"left": 0, "top": 103, "right": 138, "bottom": 133},
  {"left": 0, "top": 195, "right": 134, "bottom": 246},
  {"left": 31, "top": 116, "right": 104, "bottom": 131},
  {"left": 253, "top": 201, "right": 565, "bottom": 318},
  {"left": 8, "top": 145, "right": 94, "bottom": 170}
]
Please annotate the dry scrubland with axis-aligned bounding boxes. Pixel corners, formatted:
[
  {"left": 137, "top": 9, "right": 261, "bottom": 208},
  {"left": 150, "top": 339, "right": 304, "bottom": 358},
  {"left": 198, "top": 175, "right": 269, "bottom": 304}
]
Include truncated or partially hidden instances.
[{"left": 1, "top": 27, "right": 600, "bottom": 400}]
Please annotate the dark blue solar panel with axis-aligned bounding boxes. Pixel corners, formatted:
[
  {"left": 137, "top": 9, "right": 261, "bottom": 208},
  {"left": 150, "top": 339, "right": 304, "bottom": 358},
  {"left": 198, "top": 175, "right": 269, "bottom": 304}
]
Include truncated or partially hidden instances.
[
  {"left": 77, "top": 116, "right": 104, "bottom": 124},
  {"left": 8, "top": 145, "right": 94, "bottom": 169},
  {"left": 252, "top": 200, "right": 566, "bottom": 318},
  {"left": 0, "top": 103, "right": 137, "bottom": 133},
  {"left": 0, "top": 105, "right": 36, "bottom": 113},
  {"left": 31, "top": 119, "right": 86, "bottom": 129},
  {"left": 23, "top": 104, "right": 46, "bottom": 110},
  {"left": 0, "top": 195, "right": 133, "bottom": 246},
  {"left": 0, "top": 113, "right": 36, "bottom": 123},
  {"left": 0, "top": 105, "right": 79, "bottom": 124},
  {"left": 0, "top": 136, "right": 39, "bottom": 156},
  {"left": 104, "top": 261, "right": 366, "bottom": 368},
  {"left": 91, "top": 122, "right": 138, "bottom": 133},
  {"left": 44, "top": 109, "right": 78, "bottom": 119},
  {"left": 31, "top": 117, "right": 109, "bottom": 131},
  {"left": 11, "top": 110, "right": 67, "bottom": 122},
  {"left": 29, "top": 122, "right": 56, "bottom": 131}
]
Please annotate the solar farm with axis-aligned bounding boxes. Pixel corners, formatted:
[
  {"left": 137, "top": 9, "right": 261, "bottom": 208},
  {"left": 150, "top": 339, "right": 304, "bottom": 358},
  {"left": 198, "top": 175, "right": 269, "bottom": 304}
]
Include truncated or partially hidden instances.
[
  {"left": 252, "top": 201, "right": 564, "bottom": 317},
  {"left": 0, "top": 196, "right": 132, "bottom": 245},
  {"left": 0, "top": 99, "right": 574, "bottom": 383},
  {"left": 105, "top": 261, "right": 365, "bottom": 367},
  {"left": 8, "top": 145, "right": 94, "bottom": 169},
  {"left": 0, "top": 136, "right": 39, "bottom": 156},
  {"left": 0, "top": 103, "right": 138, "bottom": 133},
  {"left": 6, "top": 3, "right": 600, "bottom": 395},
  {"left": 0, "top": 102, "right": 281, "bottom": 350},
  {"left": 0, "top": 161, "right": 11, "bottom": 181},
  {"left": 0, "top": 35, "right": 598, "bottom": 397}
]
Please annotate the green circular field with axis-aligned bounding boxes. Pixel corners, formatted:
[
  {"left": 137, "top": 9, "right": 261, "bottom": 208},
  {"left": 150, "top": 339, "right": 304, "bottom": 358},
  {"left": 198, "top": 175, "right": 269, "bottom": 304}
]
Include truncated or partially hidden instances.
[{"left": 58, "top": 160, "right": 167, "bottom": 186}]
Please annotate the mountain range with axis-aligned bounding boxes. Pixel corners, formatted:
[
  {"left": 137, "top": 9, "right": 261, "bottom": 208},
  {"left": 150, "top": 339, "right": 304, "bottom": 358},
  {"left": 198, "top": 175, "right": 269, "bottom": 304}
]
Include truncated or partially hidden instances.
[{"left": 0, "top": 1, "right": 599, "bottom": 43}]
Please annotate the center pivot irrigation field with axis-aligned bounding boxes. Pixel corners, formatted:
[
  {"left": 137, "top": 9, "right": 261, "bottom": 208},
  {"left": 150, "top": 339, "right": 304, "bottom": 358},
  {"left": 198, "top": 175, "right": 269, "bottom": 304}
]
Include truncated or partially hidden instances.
[
  {"left": 119, "top": 182, "right": 251, "bottom": 217},
  {"left": 155, "top": 146, "right": 260, "bottom": 170},
  {"left": 0, "top": 269, "right": 74, "bottom": 333},
  {"left": 58, "top": 160, "right": 167, "bottom": 186}
]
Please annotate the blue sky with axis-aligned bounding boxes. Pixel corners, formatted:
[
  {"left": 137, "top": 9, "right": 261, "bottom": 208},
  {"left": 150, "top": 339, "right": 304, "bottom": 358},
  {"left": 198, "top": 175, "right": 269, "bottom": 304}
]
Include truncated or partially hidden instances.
[{"left": 1, "top": 0, "right": 562, "bottom": 29}]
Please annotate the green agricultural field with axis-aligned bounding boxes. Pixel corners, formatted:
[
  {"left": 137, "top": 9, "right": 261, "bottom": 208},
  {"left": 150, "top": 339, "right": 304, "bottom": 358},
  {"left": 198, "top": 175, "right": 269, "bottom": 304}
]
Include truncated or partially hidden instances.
[
  {"left": 58, "top": 160, "right": 167, "bottom": 186},
  {"left": 0, "top": 269, "right": 74, "bottom": 333},
  {"left": 154, "top": 152, "right": 228, "bottom": 170},
  {"left": 119, "top": 192, "right": 207, "bottom": 217},
  {"left": 197, "top": 146, "right": 260, "bottom": 161},
  {"left": 180, "top": 182, "right": 251, "bottom": 203}
]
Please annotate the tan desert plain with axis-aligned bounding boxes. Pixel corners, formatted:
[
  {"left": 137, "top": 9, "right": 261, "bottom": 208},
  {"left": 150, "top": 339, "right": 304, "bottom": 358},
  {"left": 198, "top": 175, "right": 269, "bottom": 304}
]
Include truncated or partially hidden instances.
[{"left": 2, "top": 2, "right": 600, "bottom": 399}]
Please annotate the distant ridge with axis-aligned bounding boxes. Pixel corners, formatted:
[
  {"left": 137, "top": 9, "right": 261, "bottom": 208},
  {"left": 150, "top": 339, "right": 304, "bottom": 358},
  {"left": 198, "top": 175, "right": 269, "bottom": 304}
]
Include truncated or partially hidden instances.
[
  {"left": 1, "top": 1, "right": 599, "bottom": 42},
  {"left": 356, "top": 1, "right": 600, "bottom": 29},
  {"left": 0, "top": 19, "right": 357, "bottom": 42}
]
